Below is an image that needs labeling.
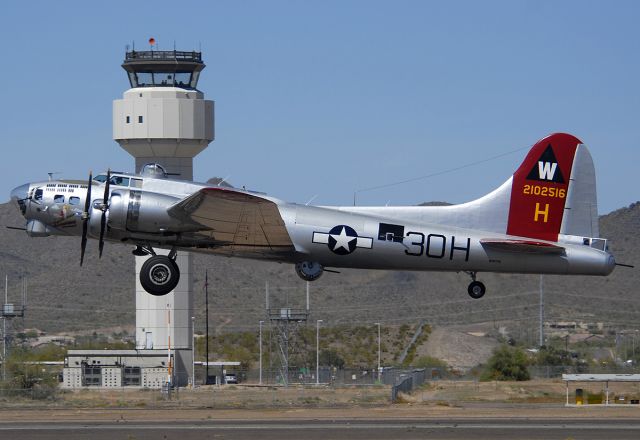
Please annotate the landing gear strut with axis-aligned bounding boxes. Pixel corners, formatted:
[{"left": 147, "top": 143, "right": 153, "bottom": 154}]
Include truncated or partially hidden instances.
[
  {"left": 466, "top": 272, "right": 486, "bottom": 299},
  {"left": 139, "top": 248, "right": 180, "bottom": 296}
]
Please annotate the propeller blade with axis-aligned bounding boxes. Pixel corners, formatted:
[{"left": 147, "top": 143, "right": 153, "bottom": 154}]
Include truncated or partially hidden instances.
[
  {"left": 80, "top": 171, "right": 92, "bottom": 266},
  {"left": 80, "top": 232, "right": 88, "bottom": 266},
  {"left": 98, "top": 169, "right": 110, "bottom": 258}
]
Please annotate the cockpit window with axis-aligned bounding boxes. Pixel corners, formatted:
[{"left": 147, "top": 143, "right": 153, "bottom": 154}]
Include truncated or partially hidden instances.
[
  {"left": 34, "top": 189, "right": 43, "bottom": 201},
  {"left": 109, "top": 176, "right": 130, "bottom": 187},
  {"left": 69, "top": 196, "right": 80, "bottom": 206},
  {"left": 93, "top": 175, "right": 108, "bottom": 183},
  {"left": 54, "top": 195, "right": 65, "bottom": 204}
]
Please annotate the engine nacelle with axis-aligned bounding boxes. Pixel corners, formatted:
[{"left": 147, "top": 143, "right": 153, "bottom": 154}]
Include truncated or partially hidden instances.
[
  {"left": 90, "top": 190, "right": 202, "bottom": 236},
  {"left": 295, "top": 261, "right": 324, "bottom": 282}
]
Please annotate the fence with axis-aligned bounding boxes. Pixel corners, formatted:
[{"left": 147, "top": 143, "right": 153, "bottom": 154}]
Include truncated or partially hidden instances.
[
  {"left": 228, "top": 364, "right": 640, "bottom": 387},
  {"left": 241, "top": 367, "right": 382, "bottom": 386},
  {"left": 0, "top": 386, "right": 58, "bottom": 400},
  {"left": 389, "top": 369, "right": 426, "bottom": 402}
]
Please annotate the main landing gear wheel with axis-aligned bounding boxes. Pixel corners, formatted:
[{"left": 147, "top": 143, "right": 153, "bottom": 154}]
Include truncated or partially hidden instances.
[
  {"left": 140, "top": 255, "right": 180, "bottom": 296},
  {"left": 467, "top": 281, "right": 486, "bottom": 299}
]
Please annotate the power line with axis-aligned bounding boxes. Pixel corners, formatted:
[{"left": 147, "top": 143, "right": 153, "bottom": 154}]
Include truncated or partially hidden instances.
[{"left": 354, "top": 143, "right": 531, "bottom": 196}]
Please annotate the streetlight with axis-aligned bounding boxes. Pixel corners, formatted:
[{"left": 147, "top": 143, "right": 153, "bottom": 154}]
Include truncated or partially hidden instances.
[
  {"left": 316, "top": 319, "right": 323, "bottom": 385},
  {"left": 376, "top": 322, "right": 381, "bottom": 382},
  {"left": 259, "top": 320, "right": 264, "bottom": 385}
]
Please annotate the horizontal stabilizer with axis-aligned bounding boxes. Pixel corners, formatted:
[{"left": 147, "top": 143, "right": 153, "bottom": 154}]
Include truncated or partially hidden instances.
[{"left": 480, "top": 239, "right": 566, "bottom": 255}]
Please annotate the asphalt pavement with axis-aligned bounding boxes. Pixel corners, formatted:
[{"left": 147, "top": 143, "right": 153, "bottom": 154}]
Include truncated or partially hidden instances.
[{"left": 1, "top": 418, "right": 640, "bottom": 440}]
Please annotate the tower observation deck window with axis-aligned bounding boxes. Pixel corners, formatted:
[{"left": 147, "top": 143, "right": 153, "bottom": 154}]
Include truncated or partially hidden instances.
[
  {"left": 123, "top": 50, "right": 204, "bottom": 89},
  {"left": 129, "top": 71, "right": 195, "bottom": 88}
]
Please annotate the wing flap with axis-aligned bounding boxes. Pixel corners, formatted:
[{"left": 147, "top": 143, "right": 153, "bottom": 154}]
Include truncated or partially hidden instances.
[
  {"left": 480, "top": 239, "right": 566, "bottom": 255},
  {"left": 168, "top": 187, "right": 294, "bottom": 252}
]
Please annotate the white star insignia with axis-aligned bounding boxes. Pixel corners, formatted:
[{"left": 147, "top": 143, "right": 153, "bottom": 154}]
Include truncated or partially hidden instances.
[
  {"left": 331, "top": 226, "right": 355, "bottom": 252},
  {"left": 311, "top": 225, "right": 373, "bottom": 254}
]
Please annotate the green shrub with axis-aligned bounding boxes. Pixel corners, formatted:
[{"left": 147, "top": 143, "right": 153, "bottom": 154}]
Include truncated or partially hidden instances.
[
  {"left": 413, "top": 356, "right": 448, "bottom": 369},
  {"left": 481, "top": 345, "right": 530, "bottom": 381}
]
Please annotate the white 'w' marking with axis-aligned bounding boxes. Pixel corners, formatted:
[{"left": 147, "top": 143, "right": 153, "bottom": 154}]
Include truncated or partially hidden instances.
[{"left": 538, "top": 161, "right": 557, "bottom": 180}]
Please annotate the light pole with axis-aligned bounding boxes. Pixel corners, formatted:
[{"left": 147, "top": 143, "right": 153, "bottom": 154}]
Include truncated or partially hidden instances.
[
  {"left": 191, "top": 316, "right": 196, "bottom": 388},
  {"left": 376, "top": 322, "right": 381, "bottom": 382},
  {"left": 316, "top": 319, "right": 323, "bottom": 385},
  {"left": 259, "top": 320, "right": 264, "bottom": 385}
]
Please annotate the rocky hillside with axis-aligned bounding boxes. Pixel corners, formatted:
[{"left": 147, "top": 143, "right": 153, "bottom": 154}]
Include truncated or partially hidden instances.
[{"left": 0, "top": 200, "right": 638, "bottom": 334}]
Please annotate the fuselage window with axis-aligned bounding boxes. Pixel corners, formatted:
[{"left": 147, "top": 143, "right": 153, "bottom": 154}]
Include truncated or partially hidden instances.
[
  {"left": 54, "top": 195, "right": 65, "bottom": 204},
  {"left": 69, "top": 196, "right": 80, "bottom": 205},
  {"left": 109, "top": 176, "right": 130, "bottom": 187},
  {"left": 130, "top": 178, "right": 143, "bottom": 188}
]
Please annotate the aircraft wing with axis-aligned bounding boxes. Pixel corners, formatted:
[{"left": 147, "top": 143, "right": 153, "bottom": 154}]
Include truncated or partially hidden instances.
[
  {"left": 480, "top": 239, "right": 566, "bottom": 255},
  {"left": 167, "top": 187, "right": 294, "bottom": 253}
]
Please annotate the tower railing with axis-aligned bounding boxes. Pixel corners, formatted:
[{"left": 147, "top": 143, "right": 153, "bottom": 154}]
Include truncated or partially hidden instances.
[{"left": 125, "top": 50, "right": 202, "bottom": 62}]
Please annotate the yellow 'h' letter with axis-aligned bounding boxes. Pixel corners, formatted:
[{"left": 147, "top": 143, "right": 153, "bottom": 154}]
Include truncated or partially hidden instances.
[{"left": 534, "top": 203, "right": 549, "bottom": 223}]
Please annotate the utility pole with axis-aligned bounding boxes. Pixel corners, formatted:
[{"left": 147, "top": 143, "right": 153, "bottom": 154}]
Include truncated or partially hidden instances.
[
  {"left": 539, "top": 275, "right": 544, "bottom": 348},
  {"left": 191, "top": 316, "right": 195, "bottom": 388},
  {"left": 316, "top": 319, "right": 323, "bottom": 385},
  {"left": 205, "top": 271, "right": 209, "bottom": 384},
  {"left": 2, "top": 275, "right": 6, "bottom": 382},
  {"left": 166, "top": 303, "right": 172, "bottom": 386},
  {"left": 259, "top": 320, "right": 264, "bottom": 385},
  {"left": 376, "top": 322, "right": 381, "bottom": 382}
]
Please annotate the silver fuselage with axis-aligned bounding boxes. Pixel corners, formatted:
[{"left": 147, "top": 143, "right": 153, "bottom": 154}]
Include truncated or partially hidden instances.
[{"left": 10, "top": 172, "right": 615, "bottom": 277}]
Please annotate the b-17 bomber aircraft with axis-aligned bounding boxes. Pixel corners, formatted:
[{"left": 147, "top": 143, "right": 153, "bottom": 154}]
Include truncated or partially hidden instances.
[{"left": 9, "top": 133, "right": 626, "bottom": 298}]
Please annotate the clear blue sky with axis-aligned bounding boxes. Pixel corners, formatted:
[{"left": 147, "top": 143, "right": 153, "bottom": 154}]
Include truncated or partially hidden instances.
[{"left": 1, "top": 0, "right": 638, "bottom": 214}]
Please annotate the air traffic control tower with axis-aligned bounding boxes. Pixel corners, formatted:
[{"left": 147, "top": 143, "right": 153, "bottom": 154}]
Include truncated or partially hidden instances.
[{"left": 113, "top": 48, "right": 214, "bottom": 386}]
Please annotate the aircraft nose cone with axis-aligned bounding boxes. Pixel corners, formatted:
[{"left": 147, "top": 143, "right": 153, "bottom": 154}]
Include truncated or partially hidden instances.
[
  {"left": 10, "top": 183, "right": 29, "bottom": 216},
  {"left": 10, "top": 183, "right": 29, "bottom": 202}
]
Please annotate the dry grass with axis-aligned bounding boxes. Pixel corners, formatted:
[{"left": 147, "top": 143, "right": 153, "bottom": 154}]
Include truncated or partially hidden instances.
[{"left": 12, "top": 385, "right": 391, "bottom": 410}]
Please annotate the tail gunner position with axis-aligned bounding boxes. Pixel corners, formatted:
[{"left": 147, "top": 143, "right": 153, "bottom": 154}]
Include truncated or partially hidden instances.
[{"left": 10, "top": 133, "right": 623, "bottom": 298}]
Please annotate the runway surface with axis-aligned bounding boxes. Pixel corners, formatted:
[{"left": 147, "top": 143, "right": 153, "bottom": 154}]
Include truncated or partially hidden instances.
[{"left": 1, "top": 418, "right": 640, "bottom": 440}]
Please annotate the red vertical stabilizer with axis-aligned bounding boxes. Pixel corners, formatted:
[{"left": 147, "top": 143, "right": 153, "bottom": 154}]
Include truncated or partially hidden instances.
[{"left": 506, "top": 133, "right": 581, "bottom": 242}]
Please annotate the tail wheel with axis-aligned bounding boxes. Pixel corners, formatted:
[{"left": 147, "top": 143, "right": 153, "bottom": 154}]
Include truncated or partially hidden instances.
[
  {"left": 140, "top": 255, "right": 180, "bottom": 296},
  {"left": 468, "top": 281, "right": 486, "bottom": 299}
]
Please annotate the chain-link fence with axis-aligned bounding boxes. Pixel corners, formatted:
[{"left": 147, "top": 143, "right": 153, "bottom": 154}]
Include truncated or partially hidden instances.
[
  {"left": 388, "top": 369, "right": 426, "bottom": 402},
  {"left": 0, "top": 386, "right": 58, "bottom": 400}
]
